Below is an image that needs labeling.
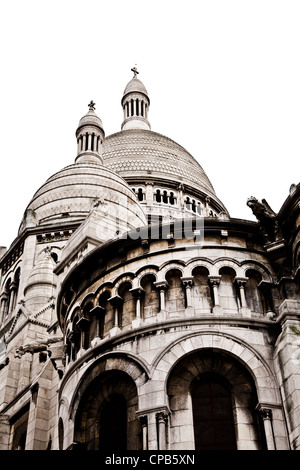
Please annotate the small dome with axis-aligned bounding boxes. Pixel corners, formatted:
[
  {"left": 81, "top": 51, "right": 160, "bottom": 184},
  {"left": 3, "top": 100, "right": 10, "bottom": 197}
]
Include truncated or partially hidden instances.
[
  {"left": 77, "top": 104, "right": 104, "bottom": 134},
  {"left": 123, "top": 77, "right": 149, "bottom": 99}
]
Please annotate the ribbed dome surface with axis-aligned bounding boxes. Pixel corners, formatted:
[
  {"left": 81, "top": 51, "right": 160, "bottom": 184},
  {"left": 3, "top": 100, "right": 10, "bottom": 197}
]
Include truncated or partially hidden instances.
[
  {"left": 103, "top": 129, "right": 225, "bottom": 208},
  {"left": 123, "top": 77, "right": 148, "bottom": 97},
  {"left": 77, "top": 108, "right": 104, "bottom": 132},
  {"left": 19, "top": 162, "right": 147, "bottom": 232}
]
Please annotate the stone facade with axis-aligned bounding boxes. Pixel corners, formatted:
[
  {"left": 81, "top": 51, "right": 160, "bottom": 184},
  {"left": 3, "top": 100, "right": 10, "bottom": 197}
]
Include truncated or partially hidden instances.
[{"left": 0, "top": 71, "right": 299, "bottom": 450}]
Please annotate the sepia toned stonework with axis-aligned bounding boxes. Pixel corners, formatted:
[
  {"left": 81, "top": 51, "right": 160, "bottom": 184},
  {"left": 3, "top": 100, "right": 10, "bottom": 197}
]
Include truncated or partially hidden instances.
[{"left": 0, "top": 69, "right": 300, "bottom": 450}]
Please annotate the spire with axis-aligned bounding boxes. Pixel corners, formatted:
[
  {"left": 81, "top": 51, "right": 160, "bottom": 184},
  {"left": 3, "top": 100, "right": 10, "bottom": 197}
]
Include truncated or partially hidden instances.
[
  {"left": 75, "top": 101, "right": 105, "bottom": 164},
  {"left": 121, "top": 67, "right": 151, "bottom": 131}
]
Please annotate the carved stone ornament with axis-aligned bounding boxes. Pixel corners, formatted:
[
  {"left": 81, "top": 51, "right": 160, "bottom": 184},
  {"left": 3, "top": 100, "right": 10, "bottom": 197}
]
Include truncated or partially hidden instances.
[{"left": 247, "top": 197, "right": 283, "bottom": 244}]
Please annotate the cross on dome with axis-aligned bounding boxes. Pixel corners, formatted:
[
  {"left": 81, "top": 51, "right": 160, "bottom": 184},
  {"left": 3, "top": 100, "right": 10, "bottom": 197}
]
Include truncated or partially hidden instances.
[
  {"left": 131, "top": 66, "right": 139, "bottom": 78},
  {"left": 88, "top": 100, "right": 96, "bottom": 111}
]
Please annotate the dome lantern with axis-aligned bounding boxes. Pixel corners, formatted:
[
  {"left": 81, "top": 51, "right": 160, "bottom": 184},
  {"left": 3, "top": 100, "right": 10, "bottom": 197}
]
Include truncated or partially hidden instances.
[
  {"left": 121, "top": 67, "right": 151, "bottom": 131},
  {"left": 75, "top": 101, "right": 105, "bottom": 164}
]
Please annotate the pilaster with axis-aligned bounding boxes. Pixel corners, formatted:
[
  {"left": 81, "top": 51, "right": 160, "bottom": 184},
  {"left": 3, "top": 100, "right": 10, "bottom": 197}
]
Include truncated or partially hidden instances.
[{"left": 274, "top": 299, "right": 300, "bottom": 449}]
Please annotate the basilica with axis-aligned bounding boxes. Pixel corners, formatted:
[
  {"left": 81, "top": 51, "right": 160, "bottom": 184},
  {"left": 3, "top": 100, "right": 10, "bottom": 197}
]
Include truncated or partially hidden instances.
[{"left": 0, "top": 69, "right": 300, "bottom": 451}]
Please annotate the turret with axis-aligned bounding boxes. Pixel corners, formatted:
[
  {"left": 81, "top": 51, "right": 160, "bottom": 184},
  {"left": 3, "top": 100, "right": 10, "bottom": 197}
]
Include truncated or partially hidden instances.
[
  {"left": 75, "top": 100, "right": 105, "bottom": 164},
  {"left": 121, "top": 67, "right": 151, "bottom": 131}
]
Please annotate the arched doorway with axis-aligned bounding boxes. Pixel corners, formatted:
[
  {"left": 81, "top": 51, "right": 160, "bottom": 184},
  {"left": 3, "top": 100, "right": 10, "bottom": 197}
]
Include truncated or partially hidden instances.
[
  {"left": 167, "top": 348, "right": 265, "bottom": 450},
  {"left": 74, "top": 370, "right": 142, "bottom": 450},
  {"left": 191, "top": 372, "right": 236, "bottom": 450}
]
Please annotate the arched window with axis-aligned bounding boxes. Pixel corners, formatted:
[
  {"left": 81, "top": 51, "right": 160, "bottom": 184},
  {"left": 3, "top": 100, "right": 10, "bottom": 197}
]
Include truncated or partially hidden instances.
[
  {"left": 185, "top": 197, "right": 191, "bottom": 211},
  {"left": 155, "top": 189, "right": 161, "bottom": 203},
  {"left": 1, "top": 278, "right": 11, "bottom": 320},
  {"left": 98, "top": 290, "right": 111, "bottom": 338},
  {"left": 99, "top": 394, "right": 127, "bottom": 451},
  {"left": 166, "top": 269, "right": 185, "bottom": 312},
  {"left": 218, "top": 267, "right": 239, "bottom": 313},
  {"left": 71, "top": 313, "right": 81, "bottom": 361},
  {"left": 118, "top": 281, "right": 135, "bottom": 329},
  {"left": 191, "top": 373, "right": 237, "bottom": 450},
  {"left": 141, "top": 274, "right": 160, "bottom": 319},
  {"left": 192, "top": 266, "right": 212, "bottom": 313},
  {"left": 82, "top": 301, "right": 94, "bottom": 349},
  {"left": 137, "top": 188, "right": 144, "bottom": 201},
  {"left": 245, "top": 269, "right": 267, "bottom": 314}
]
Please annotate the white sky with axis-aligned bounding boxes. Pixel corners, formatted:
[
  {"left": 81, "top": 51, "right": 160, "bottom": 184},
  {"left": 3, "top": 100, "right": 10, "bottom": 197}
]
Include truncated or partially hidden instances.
[{"left": 1, "top": 0, "right": 299, "bottom": 248}]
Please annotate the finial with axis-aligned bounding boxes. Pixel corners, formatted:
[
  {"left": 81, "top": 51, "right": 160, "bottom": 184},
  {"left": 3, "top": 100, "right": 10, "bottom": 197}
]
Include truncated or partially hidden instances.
[
  {"left": 88, "top": 100, "right": 96, "bottom": 111},
  {"left": 131, "top": 65, "right": 139, "bottom": 78}
]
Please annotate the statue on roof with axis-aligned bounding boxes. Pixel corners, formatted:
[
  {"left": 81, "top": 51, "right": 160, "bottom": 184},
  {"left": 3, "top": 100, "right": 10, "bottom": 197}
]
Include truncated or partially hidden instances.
[{"left": 247, "top": 196, "right": 283, "bottom": 244}]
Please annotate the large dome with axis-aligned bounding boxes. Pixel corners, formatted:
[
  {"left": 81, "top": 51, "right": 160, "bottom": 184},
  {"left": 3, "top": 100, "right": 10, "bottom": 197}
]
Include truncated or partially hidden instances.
[
  {"left": 103, "top": 129, "right": 227, "bottom": 214},
  {"left": 18, "top": 161, "right": 147, "bottom": 234}
]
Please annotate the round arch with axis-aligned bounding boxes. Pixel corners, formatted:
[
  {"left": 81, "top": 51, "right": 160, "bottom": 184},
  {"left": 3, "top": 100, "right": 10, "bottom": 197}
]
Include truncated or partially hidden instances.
[
  {"left": 240, "top": 260, "right": 274, "bottom": 282},
  {"left": 157, "top": 261, "right": 185, "bottom": 282},
  {"left": 69, "top": 352, "right": 149, "bottom": 421},
  {"left": 73, "top": 369, "right": 142, "bottom": 450},
  {"left": 166, "top": 348, "right": 264, "bottom": 450},
  {"left": 152, "top": 331, "right": 280, "bottom": 404}
]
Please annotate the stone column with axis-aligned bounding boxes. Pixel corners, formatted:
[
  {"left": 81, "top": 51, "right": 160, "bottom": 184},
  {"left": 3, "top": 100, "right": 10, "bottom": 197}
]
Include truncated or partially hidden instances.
[
  {"left": 139, "top": 415, "right": 148, "bottom": 450},
  {"left": 154, "top": 281, "right": 168, "bottom": 321},
  {"left": 90, "top": 306, "right": 106, "bottom": 346},
  {"left": 76, "top": 316, "right": 90, "bottom": 351},
  {"left": 181, "top": 277, "right": 194, "bottom": 308},
  {"left": 259, "top": 280, "right": 275, "bottom": 318},
  {"left": 208, "top": 275, "right": 222, "bottom": 313},
  {"left": 258, "top": 407, "right": 276, "bottom": 450},
  {"left": 108, "top": 295, "right": 123, "bottom": 336},
  {"left": 82, "top": 134, "right": 86, "bottom": 151},
  {"left": 87, "top": 133, "right": 92, "bottom": 150},
  {"left": 235, "top": 277, "right": 251, "bottom": 316},
  {"left": 130, "top": 287, "right": 145, "bottom": 328},
  {"left": 156, "top": 411, "right": 169, "bottom": 450},
  {"left": 235, "top": 277, "right": 247, "bottom": 308},
  {"left": 8, "top": 281, "right": 17, "bottom": 314}
]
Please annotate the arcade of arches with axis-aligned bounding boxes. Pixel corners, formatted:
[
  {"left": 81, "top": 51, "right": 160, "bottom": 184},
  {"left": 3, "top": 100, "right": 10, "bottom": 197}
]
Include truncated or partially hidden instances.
[{"left": 67, "top": 349, "right": 271, "bottom": 450}]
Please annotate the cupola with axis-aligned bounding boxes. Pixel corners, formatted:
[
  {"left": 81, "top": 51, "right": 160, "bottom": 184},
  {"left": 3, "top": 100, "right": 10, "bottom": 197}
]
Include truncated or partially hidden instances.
[
  {"left": 75, "top": 101, "right": 105, "bottom": 164},
  {"left": 121, "top": 67, "right": 151, "bottom": 131}
]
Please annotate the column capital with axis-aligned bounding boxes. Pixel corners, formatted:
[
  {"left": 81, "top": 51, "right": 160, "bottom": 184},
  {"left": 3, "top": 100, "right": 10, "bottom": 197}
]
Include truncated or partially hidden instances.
[
  {"left": 130, "top": 287, "right": 145, "bottom": 298},
  {"left": 156, "top": 410, "right": 169, "bottom": 424},
  {"left": 9, "top": 281, "right": 17, "bottom": 291},
  {"left": 234, "top": 276, "right": 249, "bottom": 286},
  {"left": 258, "top": 407, "right": 273, "bottom": 420},
  {"left": 138, "top": 415, "right": 148, "bottom": 426},
  {"left": 76, "top": 316, "right": 90, "bottom": 330},
  {"left": 90, "top": 306, "right": 106, "bottom": 316},
  {"left": 154, "top": 281, "right": 169, "bottom": 291},
  {"left": 108, "top": 295, "right": 123, "bottom": 307},
  {"left": 208, "top": 275, "right": 221, "bottom": 286},
  {"left": 181, "top": 276, "right": 194, "bottom": 288}
]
